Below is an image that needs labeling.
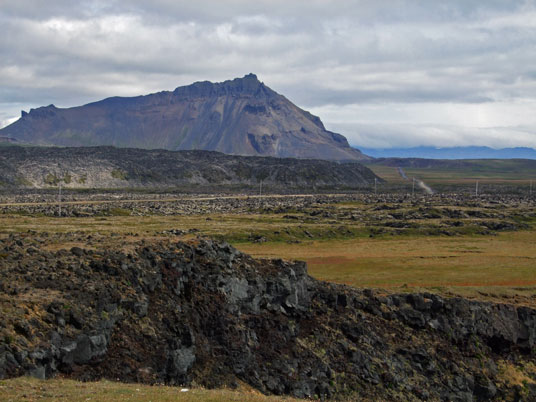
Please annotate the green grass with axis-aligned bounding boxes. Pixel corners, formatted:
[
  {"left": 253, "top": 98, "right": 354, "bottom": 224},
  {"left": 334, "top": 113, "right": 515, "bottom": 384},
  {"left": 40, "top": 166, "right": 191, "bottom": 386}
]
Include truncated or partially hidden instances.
[
  {"left": 367, "top": 160, "right": 536, "bottom": 186},
  {"left": 44, "top": 173, "right": 60, "bottom": 186},
  {"left": 106, "top": 207, "right": 132, "bottom": 216},
  {"left": 111, "top": 169, "right": 128, "bottom": 180}
]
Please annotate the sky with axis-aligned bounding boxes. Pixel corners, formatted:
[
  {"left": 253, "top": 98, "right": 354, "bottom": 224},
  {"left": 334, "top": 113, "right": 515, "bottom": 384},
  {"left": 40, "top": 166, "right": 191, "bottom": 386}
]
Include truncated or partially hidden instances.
[{"left": 1, "top": 0, "right": 536, "bottom": 149}]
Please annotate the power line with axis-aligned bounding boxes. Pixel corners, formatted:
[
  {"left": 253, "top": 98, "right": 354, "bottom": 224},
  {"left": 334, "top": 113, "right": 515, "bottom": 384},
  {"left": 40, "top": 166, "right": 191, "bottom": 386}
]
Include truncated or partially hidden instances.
[{"left": 58, "top": 182, "right": 62, "bottom": 216}]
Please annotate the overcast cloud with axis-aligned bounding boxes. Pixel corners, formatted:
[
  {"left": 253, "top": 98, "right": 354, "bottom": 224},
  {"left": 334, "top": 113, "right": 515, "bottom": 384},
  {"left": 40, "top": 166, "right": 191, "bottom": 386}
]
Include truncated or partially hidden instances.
[{"left": 1, "top": 0, "right": 536, "bottom": 148}]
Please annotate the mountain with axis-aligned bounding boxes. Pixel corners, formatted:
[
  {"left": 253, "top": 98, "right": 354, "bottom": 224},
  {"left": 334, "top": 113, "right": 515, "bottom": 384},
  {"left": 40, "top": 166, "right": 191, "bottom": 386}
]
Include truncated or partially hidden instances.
[
  {"left": 0, "top": 74, "right": 367, "bottom": 161},
  {"left": 0, "top": 146, "right": 378, "bottom": 190},
  {"left": 359, "top": 146, "right": 536, "bottom": 159}
]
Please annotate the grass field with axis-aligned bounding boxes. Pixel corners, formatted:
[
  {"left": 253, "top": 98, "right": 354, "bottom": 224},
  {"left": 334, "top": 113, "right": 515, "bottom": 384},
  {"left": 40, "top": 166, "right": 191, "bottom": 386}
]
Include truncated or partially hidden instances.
[
  {"left": 0, "top": 364, "right": 533, "bottom": 402},
  {"left": 1, "top": 203, "right": 535, "bottom": 306},
  {"left": 0, "top": 377, "right": 302, "bottom": 402},
  {"left": 367, "top": 160, "right": 536, "bottom": 187},
  {"left": 239, "top": 231, "right": 536, "bottom": 286},
  {"left": 238, "top": 231, "right": 536, "bottom": 305}
]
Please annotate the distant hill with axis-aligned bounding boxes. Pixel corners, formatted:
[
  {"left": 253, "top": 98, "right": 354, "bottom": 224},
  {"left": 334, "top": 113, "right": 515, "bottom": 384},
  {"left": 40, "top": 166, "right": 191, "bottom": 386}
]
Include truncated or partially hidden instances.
[
  {"left": 0, "top": 146, "right": 378, "bottom": 190},
  {"left": 0, "top": 74, "right": 368, "bottom": 161},
  {"left": 359, "top": 146, "right": 536, "bottom": 159}
]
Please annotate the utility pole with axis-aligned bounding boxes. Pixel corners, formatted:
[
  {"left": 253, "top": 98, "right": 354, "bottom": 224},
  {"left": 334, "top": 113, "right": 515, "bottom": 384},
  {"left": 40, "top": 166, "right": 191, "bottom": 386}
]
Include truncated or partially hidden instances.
[
  {"left": 58, "top": 182, "right": 62, "bottom": 217},
  {"left": 412, "top": 177, "right": 415, "bottom": 197},
  {"left": 530, "top": 180, "right": 533, "bottom": 197},
  {"left": 259, "top": 179, "right": 262, "bottom": 197},
  {"left": 374, "top": 178, "right": 377, "bottom": 195},
  {"left": 475, "top": 181, "right": 479, "bottom": 196}
]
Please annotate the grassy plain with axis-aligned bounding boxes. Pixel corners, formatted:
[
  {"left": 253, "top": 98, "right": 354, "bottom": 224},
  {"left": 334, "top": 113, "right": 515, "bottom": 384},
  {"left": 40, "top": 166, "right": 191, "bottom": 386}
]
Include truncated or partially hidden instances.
[
  {"left": 238, "top": 231, "right": 536, "bottom": 305},
  {"left": 367, "top": 160, "right": 536, "bottom": 186},
  {"left": 1, "top": 199, "right": 535, "bottom": 305},
  {"left": 0, "top": 377, "right": 301, "bottom": 402}
]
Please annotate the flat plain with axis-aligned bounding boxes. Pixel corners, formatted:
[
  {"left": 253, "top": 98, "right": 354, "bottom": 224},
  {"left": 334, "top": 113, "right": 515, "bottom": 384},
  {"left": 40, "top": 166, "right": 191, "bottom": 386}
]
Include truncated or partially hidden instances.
[{"left": 1, "top": 189, "right": 535, "bottom": 306}]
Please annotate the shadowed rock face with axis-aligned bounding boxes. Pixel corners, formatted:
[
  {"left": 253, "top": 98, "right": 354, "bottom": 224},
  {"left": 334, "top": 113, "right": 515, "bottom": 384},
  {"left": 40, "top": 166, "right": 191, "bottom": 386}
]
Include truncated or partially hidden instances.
[
  {"left": 0, "top": 74, "right": 368, "bottom": 161},
  {"left": 0, "top": 235, "right": 535, "bottom": 400}
]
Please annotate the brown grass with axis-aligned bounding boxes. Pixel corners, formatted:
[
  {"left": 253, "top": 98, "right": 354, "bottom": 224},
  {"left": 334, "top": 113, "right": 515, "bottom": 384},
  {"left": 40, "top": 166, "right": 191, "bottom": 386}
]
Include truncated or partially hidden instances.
[
  {"left": 0, "top": 377, "right": 303, "bottom": 402},
  {"left": 238, "top": 231, "right": 536, "bottom": 305},
  {"left": 367, "top": 163, "right": 536, "bottom": 185},
  {"left": 1, "top": 208, "right": 535, "bottom": 305},
  {"left": 496, "top": 361, "right": 536, "bottom": 388}
]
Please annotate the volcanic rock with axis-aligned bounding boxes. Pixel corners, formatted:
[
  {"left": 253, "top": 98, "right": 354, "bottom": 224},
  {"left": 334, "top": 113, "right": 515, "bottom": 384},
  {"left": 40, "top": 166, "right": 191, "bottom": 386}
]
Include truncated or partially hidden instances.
[
  {"left": 0, "top": 145, "right": 377, "bottom": 189},
  {"left": 0, "top": 234, "right": 534, "bottom": 400}
]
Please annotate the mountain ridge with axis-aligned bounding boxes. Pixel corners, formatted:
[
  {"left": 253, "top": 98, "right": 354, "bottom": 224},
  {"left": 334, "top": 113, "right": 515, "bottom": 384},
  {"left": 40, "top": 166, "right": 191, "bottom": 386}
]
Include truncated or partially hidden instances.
[
  {"left": 0, "top": 145, "right": 377, "bottom": 190},
  {"left": 359, "top": 146, "right": 536, "bottom": 159},
  {"left": 1, "top": 74, "right": 367, "bottom": 161}
]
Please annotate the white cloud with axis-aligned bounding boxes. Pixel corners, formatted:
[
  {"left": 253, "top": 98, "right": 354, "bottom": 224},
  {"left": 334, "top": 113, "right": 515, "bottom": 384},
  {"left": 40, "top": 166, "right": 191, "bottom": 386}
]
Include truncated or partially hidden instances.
[
  {"left": 0, "top": 117, "right": 19, "bottom": 130},
  {"left": 0, "top": 1, "right": 535, "bottom": 148},
  {"left": 312, "top": 100, "right": 536, "bottom": 148}
]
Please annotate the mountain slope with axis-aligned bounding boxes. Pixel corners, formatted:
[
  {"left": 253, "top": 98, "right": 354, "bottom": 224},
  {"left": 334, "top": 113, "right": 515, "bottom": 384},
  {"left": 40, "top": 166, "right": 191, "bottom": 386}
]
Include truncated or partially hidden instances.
[
  {"left": 0, "top": 74, "right": 367, "bottom": 161},
  {"left": 0, "top": 146, "right": 378, "bottom": 189}
]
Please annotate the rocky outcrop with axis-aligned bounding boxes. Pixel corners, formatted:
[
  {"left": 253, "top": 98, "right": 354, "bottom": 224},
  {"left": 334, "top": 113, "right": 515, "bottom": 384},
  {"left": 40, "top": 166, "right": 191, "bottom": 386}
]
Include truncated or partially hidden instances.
[
  {"left": 0, "top": 146, "right": 377, "bottom": 190},
  {"left": 0, "top": 74, "right": 368, "bottom": 161},
  {"left": 0, "top": 235, "right": 534, "bottom": 400}
]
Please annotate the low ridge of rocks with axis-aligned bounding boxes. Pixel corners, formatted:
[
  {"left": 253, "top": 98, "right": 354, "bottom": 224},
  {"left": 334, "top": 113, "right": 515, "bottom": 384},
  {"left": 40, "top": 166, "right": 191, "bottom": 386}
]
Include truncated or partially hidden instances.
[
  {"left": 0, "top": 234, "right": 535, "bottom": 400},
  {"left": 0, "top": 146, "right": 377, "bottom": 190}
]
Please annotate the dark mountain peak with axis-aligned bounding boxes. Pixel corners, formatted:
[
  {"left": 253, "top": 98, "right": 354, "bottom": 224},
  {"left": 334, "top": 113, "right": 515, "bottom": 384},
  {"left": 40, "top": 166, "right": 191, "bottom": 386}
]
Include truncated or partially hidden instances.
[
  {"left": 173, "top": 73, "right": 273, "bottom": 99},
  {"left": 229, "top": 73, "right": 264, "bottom": 92},
  {"left": 243, "top": 72, "right": 258, "bottom": 80},
  {"left": 31, "top": 104, "right": 57, "bottom": 112},
  {"left": 231, "top": 72, "right": 261, "bottom": 87},
  {"left": 1, "top": 75, "right": 369, "bottom": 161},
  {"left": 23, "top": 104, "right": 58, "bottom": 119}
]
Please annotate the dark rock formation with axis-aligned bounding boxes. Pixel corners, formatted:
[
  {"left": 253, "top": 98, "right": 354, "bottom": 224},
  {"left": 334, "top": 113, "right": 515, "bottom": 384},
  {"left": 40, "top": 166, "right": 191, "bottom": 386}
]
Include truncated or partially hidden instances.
[
  {"left": 0, "top": 74, "right": 368, "bottom": 161},
  {"left": 0, "top": 234, "right": 534, "bottom": 400},
  {"left": 0, "top": 145, "right": 377, "bottom": 190}
]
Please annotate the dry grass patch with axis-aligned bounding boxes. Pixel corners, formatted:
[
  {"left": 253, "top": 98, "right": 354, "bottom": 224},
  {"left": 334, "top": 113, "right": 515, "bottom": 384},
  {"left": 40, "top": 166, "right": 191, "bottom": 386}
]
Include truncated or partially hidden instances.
[
  {"left": 0, "top": 377, "right": 304, "bottom": 402},
  {"left": 2, "top": 206, "right": 536, "bottom": 305},
  {"left": 238, "top": 231, "right": 536, "bottom": 305},
  {"left": 496, "top": 361, "right": 536, "bottom": 388}
]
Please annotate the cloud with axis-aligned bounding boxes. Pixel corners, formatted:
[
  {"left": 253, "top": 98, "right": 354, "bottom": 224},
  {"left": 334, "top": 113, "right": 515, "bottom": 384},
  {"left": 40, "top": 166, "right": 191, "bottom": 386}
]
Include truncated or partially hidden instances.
[
  {"left": 0, "top": 116, "right": 19, "bottom": 130},
  {"left": 329, "top": 122, "right": 536, "bottom": 149},
  {"left": 1, "top": 1, "right": 535, "bottom": 147},
  {"left": 313, "top": 100, "right": 536, "bottom": 148}
]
